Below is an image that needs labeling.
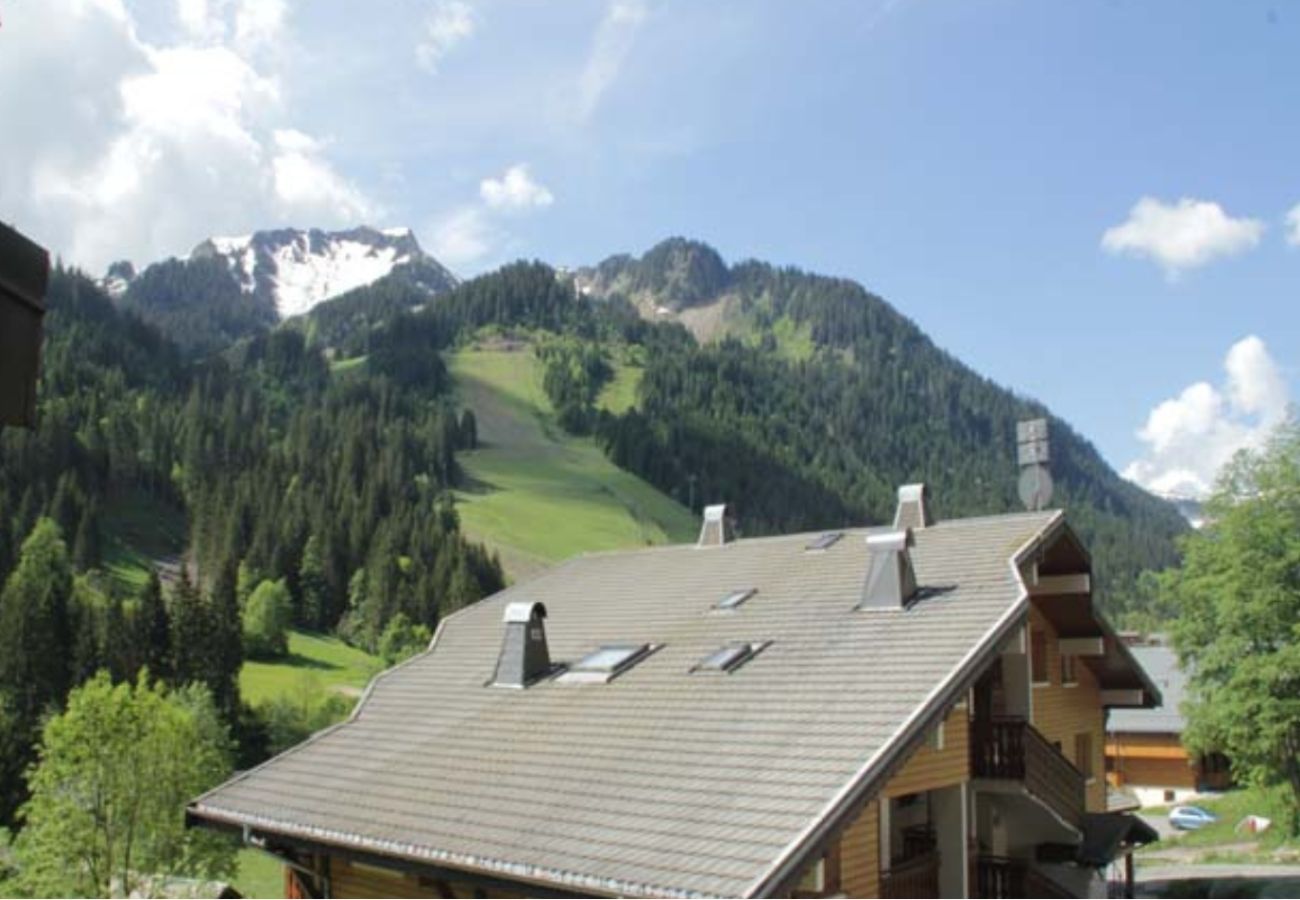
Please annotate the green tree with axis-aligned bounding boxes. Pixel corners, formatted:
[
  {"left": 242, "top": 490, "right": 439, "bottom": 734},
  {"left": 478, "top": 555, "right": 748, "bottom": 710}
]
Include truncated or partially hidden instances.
[
  {"left": 298, "top": 535, "right": 328, "bottom": 631},
  {"left": 0, "top": 519, "right": 74, "bottom": 725},
  {"left": 137, "top": 571, "right": 172, "bottom": 682},
  {"left": 242, "top": 578, "right": 292, "bottom": 659},
  {"left": 1167, "top": 423, "right": 1300, "bottom": 834},
  {"left": 12, "top": 672, "right": 236, "bottom": 897},
  {"left": 377, "top": 612, "right": 433, "bottom": 666}
]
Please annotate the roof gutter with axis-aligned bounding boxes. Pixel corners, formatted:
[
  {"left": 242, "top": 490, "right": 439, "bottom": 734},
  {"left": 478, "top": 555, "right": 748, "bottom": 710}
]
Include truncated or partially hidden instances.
[{"left": 743, "top": 511, "right": 1067, "bottom": 898}]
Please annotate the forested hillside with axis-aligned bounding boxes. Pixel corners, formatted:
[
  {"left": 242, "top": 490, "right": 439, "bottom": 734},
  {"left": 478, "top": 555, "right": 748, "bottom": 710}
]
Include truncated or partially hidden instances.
[
  {"left": 574, "top": 239, "right": 1188, "bottom": 617},
  {"left": 0, "top": 238, "right": 1187, "bottom": 835},
  {"left": 0, "top": 269, "right": 502, "bottom": 825}
]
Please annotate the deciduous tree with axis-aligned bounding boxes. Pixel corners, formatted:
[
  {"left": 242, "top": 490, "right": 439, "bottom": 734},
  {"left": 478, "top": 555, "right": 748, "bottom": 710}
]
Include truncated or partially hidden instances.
[{"left": 1168, "top": 423, "right": 1300, "bottom": 834}]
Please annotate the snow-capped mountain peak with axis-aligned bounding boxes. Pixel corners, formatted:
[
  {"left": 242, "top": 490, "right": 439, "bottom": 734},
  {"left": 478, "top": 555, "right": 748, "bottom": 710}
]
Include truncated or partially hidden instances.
[{"left": 190, "top": 226, "right": 456, "bottom": 319}]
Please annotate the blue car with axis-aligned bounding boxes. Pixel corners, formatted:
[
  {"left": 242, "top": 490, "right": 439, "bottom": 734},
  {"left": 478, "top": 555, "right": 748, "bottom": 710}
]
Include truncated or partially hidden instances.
[{"left": 1169, "top": 805, "right": 1218, "bottom": 830}]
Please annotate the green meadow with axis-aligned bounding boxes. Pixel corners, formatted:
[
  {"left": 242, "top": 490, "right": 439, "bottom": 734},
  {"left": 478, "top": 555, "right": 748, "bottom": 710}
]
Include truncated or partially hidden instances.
[{"left": 450, "top": 345, "right": 697, "bottom": 581}]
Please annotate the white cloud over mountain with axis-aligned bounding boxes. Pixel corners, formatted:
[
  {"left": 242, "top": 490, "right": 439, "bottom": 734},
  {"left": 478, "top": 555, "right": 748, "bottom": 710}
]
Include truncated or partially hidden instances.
[
  {"left": 577, "top": 0, "right": 648, "bottom": 120},
  {"left": 1124, "top": 335, "right": 1291, "bottom": 498},
  {"left": 1101, "top": 196, "right": 1264, "bottom": 277},
  {"left": 480, "top": 164, "right": 554, "bottom": 211},
  {"left": 1, "top": 0, "right": 374, "bottom": 272}
]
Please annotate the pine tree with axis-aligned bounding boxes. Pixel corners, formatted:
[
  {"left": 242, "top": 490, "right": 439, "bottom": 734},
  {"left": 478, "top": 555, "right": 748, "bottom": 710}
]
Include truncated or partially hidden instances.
[
  {"left": 208, "top": 562, "right": 243, "bottom": 722},
  {"left": 137, "top": 570, "right": 172, "bottom": 682},
  {"left": 298, "top": 534, "right": 328, "bottom": 631},
  {"left": 168, "top": 567, "right": 207, "bottom": 688}
]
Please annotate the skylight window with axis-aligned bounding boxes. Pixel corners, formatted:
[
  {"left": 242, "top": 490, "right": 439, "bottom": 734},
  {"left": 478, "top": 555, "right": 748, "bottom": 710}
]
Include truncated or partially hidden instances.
[
  {"left": 714, "top": 588, "right": 757, "bottom": 611},
  {"left": 557, "top": 643, "right": 655, "bottom": 684},
  {"left": 806, "top": 532, "right": 843, "bottom": 551},
  {"left": 692, "top": 641, "right": 768, "bottom": 674}
]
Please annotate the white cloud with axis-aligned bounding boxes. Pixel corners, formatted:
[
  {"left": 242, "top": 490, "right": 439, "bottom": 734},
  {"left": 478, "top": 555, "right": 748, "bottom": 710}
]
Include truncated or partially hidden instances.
[
  {"left": 1124, "top": 335, "right": 1291, "bottom": 499},
  {"left": 577, "top": 0, "right": 648, "bottom": 120},
  {"left": 479, "top": 164, "right": 554, "bottom": 211},
  {"left": 1101, "top": 196, "right": 1264, "bottom": 277},
  {"left": 416, "top": 1, "right": 475, "bottom": 73},
  {"left": 1285, "top": 203, "right": 1300, "bottom": 247},
  {"left": 1, "top": 0, "right": 375, "bottom": 271},
  {"left": 427, "top": 207, "right": 494, "bottom": 269},
  {"left": 272, "top": 129, "right": 375, "bottom": 222}
]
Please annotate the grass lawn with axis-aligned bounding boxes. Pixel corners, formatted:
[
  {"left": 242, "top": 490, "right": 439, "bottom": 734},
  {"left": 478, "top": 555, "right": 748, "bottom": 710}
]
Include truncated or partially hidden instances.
[
  {"left": 595, "top": 360, "right": 643, "bottom": 415},
  {"left": 234, "top": 848, "right": 285, "bottom": 899},
  {"left": 240, "top": 630, "right": 382, "bottom": 706},
  {"left": 450, "top": 346, "right": 698, "bottom": 581},
  {"left": 1141, "top": 786, "right": 1300, "bottom": 862},
  {"left": 101, "top": 491, "right": 186, "bottom": 592}
]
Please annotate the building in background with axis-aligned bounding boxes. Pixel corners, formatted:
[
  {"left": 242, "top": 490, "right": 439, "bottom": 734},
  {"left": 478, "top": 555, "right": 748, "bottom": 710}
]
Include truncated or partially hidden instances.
[{"left": 1106, "top": 640, "right": 1231, "bottom": 807}]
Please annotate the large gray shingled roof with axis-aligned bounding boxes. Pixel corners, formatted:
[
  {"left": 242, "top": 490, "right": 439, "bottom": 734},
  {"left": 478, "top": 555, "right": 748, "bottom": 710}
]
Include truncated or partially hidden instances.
[{"left": 190, "top": 510, "right": 1062, "bottom": 898}]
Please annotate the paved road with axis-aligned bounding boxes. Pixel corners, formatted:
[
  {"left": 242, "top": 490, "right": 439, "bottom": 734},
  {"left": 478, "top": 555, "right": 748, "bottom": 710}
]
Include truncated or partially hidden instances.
[{"left": 1137, "top": 862, "right": 1300, "bottom": 898}]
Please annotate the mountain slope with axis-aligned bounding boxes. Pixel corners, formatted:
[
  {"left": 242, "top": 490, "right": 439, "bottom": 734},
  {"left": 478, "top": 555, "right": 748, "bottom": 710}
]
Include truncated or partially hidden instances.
[
  {"left": 449, "top": 343, "right": 698, "bottom": 581},
  {"left": 576, "top": 238, "right": 1187, "bottom": 619},
  {"left": 118, "top": 226, "right": 455, "bottom": 353}
]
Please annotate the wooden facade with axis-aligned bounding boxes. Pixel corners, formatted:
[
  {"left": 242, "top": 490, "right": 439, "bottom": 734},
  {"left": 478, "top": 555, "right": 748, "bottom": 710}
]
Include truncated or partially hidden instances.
[
  {"left": 885, "top": 704, "right": 970, "bottom": 798},
  {"left": 1026, "top": 605, "right": 1107, "bottom": 812}
]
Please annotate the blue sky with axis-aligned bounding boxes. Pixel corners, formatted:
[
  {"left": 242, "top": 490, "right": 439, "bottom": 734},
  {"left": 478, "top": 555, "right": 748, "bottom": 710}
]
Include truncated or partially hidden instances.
[{"left": 2, "top": 0, "right": 1295, "bottom": 495}]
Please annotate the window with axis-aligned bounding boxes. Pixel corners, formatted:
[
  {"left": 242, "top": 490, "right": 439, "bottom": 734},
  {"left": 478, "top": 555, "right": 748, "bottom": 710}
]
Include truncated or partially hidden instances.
[
  {"left": 1030, "top": 628, "right": 1050, "bottom": 684},
  {"left": 714, "top": 588, "right": 756, "bottom": 611},
  {"left": 805, "top": 532, "right": 843, "bottom": 551},
  {"left": 1164, "top": 789, "right": 1176, "bottom": 804},
  {"left": 693, "top": 641, "right": 768, "bottom": 674},
  {"left": 1075, "top": 732, "right": 1093, "bottom": 780},
  {"left": 1060, "top": 652, "right": 1077, "bottom": 685},
  {"left": 558, "top": 643, "right": 654, "bottom": 683},
  {"left": 926, "top": 721, "right": 945, "bottom": 752}
]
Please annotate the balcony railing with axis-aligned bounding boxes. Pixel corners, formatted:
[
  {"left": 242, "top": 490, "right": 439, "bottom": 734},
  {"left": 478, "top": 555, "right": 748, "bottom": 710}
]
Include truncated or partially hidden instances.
[
  {"left": 881, "top": 851, "right": 940, "bottom": 899},
  {"left": 972, "top": 718, "right": 1086, "bottom": 830},
  {"left": 974, "top": 855, "right": 1072, "bottom": 899}
]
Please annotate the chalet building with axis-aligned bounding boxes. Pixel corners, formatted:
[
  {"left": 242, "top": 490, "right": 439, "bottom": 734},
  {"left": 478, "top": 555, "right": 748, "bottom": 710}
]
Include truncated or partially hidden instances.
[
  {"left": 189, "top": 487, "right": 1159, "bottom": 898},
  {"left": 1106, "top": 641, "right": 1231, "bottom": 807}
]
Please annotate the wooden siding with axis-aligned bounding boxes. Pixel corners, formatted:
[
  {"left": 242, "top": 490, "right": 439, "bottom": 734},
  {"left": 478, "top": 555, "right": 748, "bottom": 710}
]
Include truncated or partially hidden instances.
[
  {"left": 1026, "top": 605, "right": 1107, "bottom": 812},
  {"left": 1107, "top": 754, "right": 1197, "bottom": 790},
  {"left": 884, "top": 704, "right": 970, "bottom": 798},
  {"left": 839, "top": 800, "right": 880, "bottom": 898},
  {"left": 329, "top": 858, "right": 531, "bottom": 899}
]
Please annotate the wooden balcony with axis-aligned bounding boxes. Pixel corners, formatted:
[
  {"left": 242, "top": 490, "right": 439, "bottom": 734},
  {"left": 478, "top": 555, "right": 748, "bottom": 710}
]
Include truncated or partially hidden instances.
[
  {"left": 971, "top": 718, "right": 1086, "bottom": 830},
  {"left": 881, "top": 851, "right": 940, "bottom": 899},
  {"left": 974, "top": 855, "right": 1072, "bottom": 899}
]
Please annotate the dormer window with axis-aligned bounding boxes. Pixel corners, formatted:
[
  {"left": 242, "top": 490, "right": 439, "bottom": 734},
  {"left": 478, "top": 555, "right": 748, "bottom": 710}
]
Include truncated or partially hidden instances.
[
  {"left": 558, "top": 643, "right": 654, "bottom": 684},
  {"left": 714, "top": 588, "right": 756, "bottom": 611}
]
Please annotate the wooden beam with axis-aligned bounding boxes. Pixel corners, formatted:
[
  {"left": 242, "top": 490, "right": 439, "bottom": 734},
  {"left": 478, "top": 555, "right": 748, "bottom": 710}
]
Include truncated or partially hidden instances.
[
  {"left": 1029, "top": 573, "right": 1091, "bottom": 596},
  {"left": 1059, "top": 637, "right": 1105, "bottom": 657},
  {"left": 1101, "top": 689, "right": 1146, "bottom": 707}
]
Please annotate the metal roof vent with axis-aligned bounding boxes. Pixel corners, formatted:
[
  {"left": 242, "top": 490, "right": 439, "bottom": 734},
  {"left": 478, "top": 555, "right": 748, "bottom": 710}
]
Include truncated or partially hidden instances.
[
  {"left": 491, "top": 601, "right": 552, "bottom": 688},
  {"left": 858, "top": 530, "right": 918, "bottom": 611},
  {"left": 697, "top": 503, "right": 732, "bottom": 548},
  {"left": 893, "top": 483, "right": 932, "bottom": 530}
]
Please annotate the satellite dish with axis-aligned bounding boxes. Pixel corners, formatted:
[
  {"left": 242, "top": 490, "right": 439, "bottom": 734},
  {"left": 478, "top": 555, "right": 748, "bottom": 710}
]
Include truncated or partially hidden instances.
[{"left": 1018, "top": 464, "right": 1054, "bottom": 511}]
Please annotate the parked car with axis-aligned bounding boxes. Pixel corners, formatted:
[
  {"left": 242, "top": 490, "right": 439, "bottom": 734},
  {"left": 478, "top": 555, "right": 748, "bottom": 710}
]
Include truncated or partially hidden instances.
[{"left": 1169, "top": 805, "right": 1218, "bottom": 831}]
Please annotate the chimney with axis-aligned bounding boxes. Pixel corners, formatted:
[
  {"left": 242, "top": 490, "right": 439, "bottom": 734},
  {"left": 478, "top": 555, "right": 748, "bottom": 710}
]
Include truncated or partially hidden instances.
[
  {"left": 697, "top": 503, "right": 732, "bottom": 548},
  {"left": 858, "top": 529, "right": 918, "bottom": 611},
  {"left": 491, "top": 601, "right": 551, "bottom": 688},
  {"left": 893, "top": 483, "right": 933, "bottom": 530}
]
